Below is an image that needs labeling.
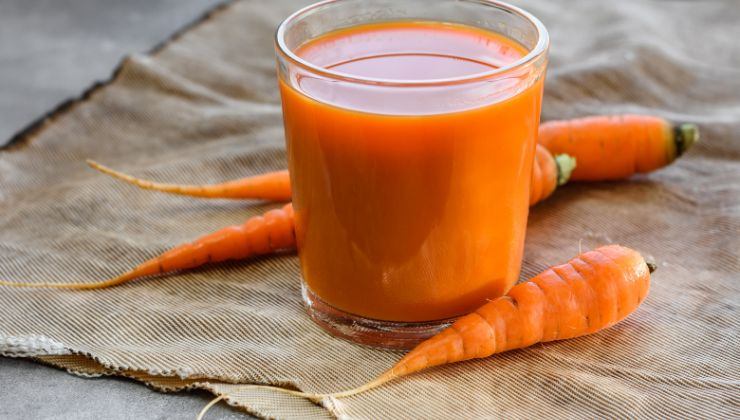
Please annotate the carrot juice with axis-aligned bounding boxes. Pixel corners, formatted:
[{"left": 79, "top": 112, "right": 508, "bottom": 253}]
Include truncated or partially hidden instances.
[{"left": 276, "top": 3, "right": 548, "bottom": 331}]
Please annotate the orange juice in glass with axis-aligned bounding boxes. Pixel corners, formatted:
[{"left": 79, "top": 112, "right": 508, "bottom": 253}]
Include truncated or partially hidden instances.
[{"left": 275, "top": 0, "right": 548, "bottom": 348}]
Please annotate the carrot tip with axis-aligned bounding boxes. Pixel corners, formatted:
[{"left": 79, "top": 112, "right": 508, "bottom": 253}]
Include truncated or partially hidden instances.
[
  {"left": 554, "top": 154, "right": 577, "bottom": 186},
  {"left": 86, "top": 159, "right": 117, "bottom": 175},
  {"left": 675, "top": 123, "right": 699, "bottom": 157},
  {"left": 197, "top": 394, "right": 226, "bottom": 420}
]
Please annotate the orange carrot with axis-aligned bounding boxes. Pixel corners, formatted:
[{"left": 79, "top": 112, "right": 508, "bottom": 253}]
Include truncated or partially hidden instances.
[
  {"left": 0, "top": 148, "right": 569, "bottom": 291},
  {"left": 86, "top": 160, "right": 292, "bottom": 201},
  {"left": 89, "top": 145, "right": 574, "bottom": 206},
  {"left": 531, "top": 144, "right": 576, "bottom": 205},
  {"left": 197, "top": 244, "right": 653, "bottom": 417},
  {"left": 538, "top": 115, "right": 699, "bottom": 181},
  {"left": 342, "top": 244, "right": 653, "bottom": 396},
  {"left": 0, "top": 204, "right": 295, "bottom": 290},
  {"left": 90, "top": 115, "right": 698, "bottom": 203}
]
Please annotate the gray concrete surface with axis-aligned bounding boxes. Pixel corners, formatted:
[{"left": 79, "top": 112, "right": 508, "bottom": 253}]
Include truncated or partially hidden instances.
[
  {"left": 0, "top": 357, "right": 245, "bottom": 420},
  {"left": 0, "top": 1, "right": 250, "bottom": 418},
  {"left": 0, "top": 0, "right": 221, "bottom": 144}
]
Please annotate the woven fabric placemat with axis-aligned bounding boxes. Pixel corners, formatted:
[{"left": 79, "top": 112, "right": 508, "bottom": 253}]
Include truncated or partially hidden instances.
[{"left": 1, "top": 0, "right": 738, "bottom": 418}]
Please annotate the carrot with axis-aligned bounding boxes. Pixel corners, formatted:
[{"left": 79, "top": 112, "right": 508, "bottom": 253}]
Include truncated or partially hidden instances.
[
  {"left": 86, "top": 160, "right": 292, "bottom": 201},
  {"left": 0, "top": 204, "right": 295, "bottom": 290},
  {"left": 343, "top": 244, "right": 654, "bottom": 395},
  {"left": 0, "top": 146, "right": 569, "bottom": 290},
  {"left": 90, "top": 114, "right": 698, "bottom": 202},
  {"left": 197, "top": 244, "right": 653, "bottom": 418},
  {"left": 538, "top": 115, "right": 699, "bottom": 181},
  {"left": 531, "top": 144, "right": 576, "bottom": 205},
  {"left": 88, "top": 144, "right": 574, "bottom": 206}
]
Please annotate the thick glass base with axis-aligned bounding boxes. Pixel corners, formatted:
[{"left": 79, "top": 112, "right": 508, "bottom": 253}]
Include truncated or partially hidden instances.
[{"left": 301, "top": 284, "right": 455, "bottom": 350}]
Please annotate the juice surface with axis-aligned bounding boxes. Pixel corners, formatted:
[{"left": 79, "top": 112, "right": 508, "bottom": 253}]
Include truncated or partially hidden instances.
[{"left": 280, "top": 21, "right": 544, "bottom": 322}]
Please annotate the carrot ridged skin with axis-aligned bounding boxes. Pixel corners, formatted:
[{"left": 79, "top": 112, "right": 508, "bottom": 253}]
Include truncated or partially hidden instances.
[
  {"left": 0, "top": 204, "right": 295, "bottom": 290},
  {"left": 538, "top": 115, "right": 697, "bottom": 181},
  {"left": 144, "top": 203, "right": 295, "bottom": 273},
  {"left": 381, "top": 244, "right": 651, "bottom": 383},
  {"left": 87, "top": 160, "right": 292, "bottom": 201}
]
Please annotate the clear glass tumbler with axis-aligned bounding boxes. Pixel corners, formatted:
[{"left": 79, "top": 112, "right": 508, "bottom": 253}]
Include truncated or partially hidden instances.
[{"left": 275, "top": 0, "right": 548, "bottom": 349}]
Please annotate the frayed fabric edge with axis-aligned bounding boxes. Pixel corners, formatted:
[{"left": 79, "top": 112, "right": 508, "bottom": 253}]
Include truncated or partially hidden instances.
[{"left": 0, "top": 333, "right": 71, "bottom": 357}]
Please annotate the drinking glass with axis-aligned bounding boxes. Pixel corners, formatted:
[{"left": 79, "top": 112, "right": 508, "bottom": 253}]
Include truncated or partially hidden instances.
[{"left": 275, "top": 0, "right": 548, "bottom": 348}]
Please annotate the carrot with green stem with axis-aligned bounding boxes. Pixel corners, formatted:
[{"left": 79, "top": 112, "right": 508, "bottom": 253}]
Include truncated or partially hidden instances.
[
  {"left": 0, "top": 204, "right": 295, "bottom": 290},
  {"left": 89, "top": 114, "right": 700, "bottom": 204},
  {"left": 197, "top": 244, "right": 653, "bottom": 418},
  {"left": 538, "top": 114, "right": 699, "bottom": 181},
  {"left": 88, "top": 144, "right": 575, "bottom": 206}
]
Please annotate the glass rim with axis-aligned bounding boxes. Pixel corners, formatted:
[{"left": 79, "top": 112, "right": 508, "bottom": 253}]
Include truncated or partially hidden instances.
[{"left": 275, "top": 0, "right": 549, "bottom": 88}]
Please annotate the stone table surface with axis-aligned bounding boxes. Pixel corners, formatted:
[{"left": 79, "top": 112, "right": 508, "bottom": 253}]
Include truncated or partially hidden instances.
[{"left": 0, "top": 1, "right": 250, "bottom": 418}]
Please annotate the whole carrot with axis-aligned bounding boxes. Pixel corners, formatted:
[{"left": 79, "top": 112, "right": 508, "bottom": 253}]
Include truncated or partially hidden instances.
[
  {"left": 87, "top": 144, "right": 574, "bottom": 206},
  {"left": 538, "top": 115, "right": 699, "bottom": 181},
  {"left": 197, "top": 244, "right": 653, "bottom": 418},
  {"left": 87, "top": 160, "right": 292, "bottom": 201},
  {"left": 90, "top": 115, "right": 698, "bottom": 202},
  {"left": 0, "top": 204, "right": 295, "bottom": 290},
  {"left": 345, "top": 244, "right": 653, "bottom": 396},
  {"left": 0, "top": 147, "right": 570, "bottom": 290}
]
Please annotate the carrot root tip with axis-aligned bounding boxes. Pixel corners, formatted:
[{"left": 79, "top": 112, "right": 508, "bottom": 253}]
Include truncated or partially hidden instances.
[
  {"left": 554, "top": 154, "right": 577, "bottom": 186},
  {"left": 196, "top": 394, "right": 225, "bottom": 420},
  {"left": 675, "top": 123, "right": 699, "bottom": 157}
]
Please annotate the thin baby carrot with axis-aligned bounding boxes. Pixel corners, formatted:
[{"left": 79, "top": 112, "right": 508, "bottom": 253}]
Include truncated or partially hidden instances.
[
  {"left": 88, "top": 144, "right": 574, "bottom": 206},
  {"left": 197, "top": 244, "right": 653, "bottom": 417},
  {"left": 0, "top": 204, "right": 295, "bottom": 290},
  {"left": 538, "top": 114, "right": 699, "bottom": 181},
  {"left": 86, "top": 160, "right": 292, "bottom": 201}
]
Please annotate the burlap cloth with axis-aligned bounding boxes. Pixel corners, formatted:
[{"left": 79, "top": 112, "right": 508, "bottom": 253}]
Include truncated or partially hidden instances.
[{"left": 1, "top": 0, "right": 738, "bottom": 418}]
